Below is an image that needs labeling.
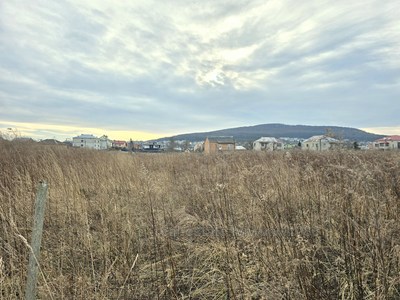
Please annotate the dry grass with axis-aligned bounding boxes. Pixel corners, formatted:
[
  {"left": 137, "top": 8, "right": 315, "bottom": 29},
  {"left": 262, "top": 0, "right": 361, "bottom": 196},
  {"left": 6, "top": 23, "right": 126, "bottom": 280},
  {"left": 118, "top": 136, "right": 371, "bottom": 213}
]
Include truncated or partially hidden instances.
[{"left": 0, "top": 140, "right": 399, "bottom": 299}]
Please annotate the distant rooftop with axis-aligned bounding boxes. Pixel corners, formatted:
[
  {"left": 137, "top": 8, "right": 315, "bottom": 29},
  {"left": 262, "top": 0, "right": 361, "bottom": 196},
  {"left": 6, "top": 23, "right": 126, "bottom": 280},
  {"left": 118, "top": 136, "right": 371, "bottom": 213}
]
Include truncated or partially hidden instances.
[
  {"left": 40, "top": 139, "right": 61, "bottom": 144},
  {"left": 304, "top": 135, "right": 340, "bottom": 143},
  {"left": 254, "top": 137, "right": 282, "bottom": 143},
  {"left": 74, "top": 134, "right": 97, "bottom": 139},
  {"left": 375, "top": 135, "right": 400, "bottom": 142},
  {"left": 206, "top": 136, "right": 235, "bottom": 143},
  {"left": 235, "top": 145, "right": 247, "bottom": 150}
]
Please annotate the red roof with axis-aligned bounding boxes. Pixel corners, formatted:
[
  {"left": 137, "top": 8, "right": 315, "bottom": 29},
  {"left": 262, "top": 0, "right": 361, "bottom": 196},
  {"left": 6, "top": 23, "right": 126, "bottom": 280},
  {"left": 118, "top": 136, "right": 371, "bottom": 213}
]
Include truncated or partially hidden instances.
[{"left": 375, "top": 135, "right": 400, "bottom": 142}]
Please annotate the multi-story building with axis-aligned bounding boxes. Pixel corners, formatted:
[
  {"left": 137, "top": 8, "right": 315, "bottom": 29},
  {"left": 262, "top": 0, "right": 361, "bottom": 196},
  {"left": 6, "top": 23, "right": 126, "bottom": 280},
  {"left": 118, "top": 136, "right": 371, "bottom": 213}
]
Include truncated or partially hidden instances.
[{"left": 72, "top": 134, "right": 112, "bottom": 150}]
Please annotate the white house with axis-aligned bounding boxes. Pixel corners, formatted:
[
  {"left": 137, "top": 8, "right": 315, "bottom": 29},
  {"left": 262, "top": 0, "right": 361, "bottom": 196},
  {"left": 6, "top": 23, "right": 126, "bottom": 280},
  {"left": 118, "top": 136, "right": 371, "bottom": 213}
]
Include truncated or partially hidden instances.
[
  {"left": 253, "top": 137, "right": 284, "bottom": 151},
  {"left": 301, "top": 135, "right": 341, "bottom": 151},
  {"left": 72, "top": 134, "right": 112, "bottom": 150},
  {"left": 99, "top": 135, "right": 112, "bottom": 149},
  {"left": 372, "top": 135, "right": 400, "bottom": 150}
]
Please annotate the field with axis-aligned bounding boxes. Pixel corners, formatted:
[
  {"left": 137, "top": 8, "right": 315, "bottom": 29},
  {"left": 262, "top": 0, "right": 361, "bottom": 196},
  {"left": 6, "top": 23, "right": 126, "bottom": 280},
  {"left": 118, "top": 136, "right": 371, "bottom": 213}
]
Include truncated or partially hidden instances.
[{"left": 0, "top": 140, "right": 399, "bottom": 299}]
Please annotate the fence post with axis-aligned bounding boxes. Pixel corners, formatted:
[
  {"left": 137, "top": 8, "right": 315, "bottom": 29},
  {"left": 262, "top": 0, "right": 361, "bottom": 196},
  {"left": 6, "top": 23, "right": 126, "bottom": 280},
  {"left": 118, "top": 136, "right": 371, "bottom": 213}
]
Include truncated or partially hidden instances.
[{"left": 25, "top": 181, "right": 48, "bottom": 300}]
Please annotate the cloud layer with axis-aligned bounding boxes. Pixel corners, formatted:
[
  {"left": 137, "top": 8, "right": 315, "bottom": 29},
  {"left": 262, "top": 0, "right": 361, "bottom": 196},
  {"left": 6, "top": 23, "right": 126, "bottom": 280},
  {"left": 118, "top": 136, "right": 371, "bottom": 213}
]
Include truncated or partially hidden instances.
[{"left": 0, "top": 0, "right": 399, "bottom": 140}]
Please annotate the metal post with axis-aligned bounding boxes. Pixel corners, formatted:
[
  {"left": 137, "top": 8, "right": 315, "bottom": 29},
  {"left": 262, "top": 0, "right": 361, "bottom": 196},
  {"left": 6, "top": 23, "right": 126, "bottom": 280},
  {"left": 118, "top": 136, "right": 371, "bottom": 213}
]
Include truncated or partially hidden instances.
[{"left": 25, "top": 181, "right": 48, "bottom": 300}]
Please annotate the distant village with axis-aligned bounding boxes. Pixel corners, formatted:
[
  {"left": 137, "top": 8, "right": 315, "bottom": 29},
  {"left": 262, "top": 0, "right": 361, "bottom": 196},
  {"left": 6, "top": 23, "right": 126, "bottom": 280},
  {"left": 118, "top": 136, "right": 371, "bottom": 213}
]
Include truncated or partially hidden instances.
[
  {"left": 61, "top": 133, "right": 400, "bottom": 153},
  {"left": 1, "top": 128, "right": 399, "bottom": 153}
]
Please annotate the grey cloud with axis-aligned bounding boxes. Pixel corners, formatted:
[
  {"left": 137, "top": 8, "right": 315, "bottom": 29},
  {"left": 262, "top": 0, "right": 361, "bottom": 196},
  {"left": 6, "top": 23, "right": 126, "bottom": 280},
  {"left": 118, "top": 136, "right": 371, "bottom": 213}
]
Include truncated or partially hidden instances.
[{"left": 0, "top": 0, "right": 399, "bottom": 138}]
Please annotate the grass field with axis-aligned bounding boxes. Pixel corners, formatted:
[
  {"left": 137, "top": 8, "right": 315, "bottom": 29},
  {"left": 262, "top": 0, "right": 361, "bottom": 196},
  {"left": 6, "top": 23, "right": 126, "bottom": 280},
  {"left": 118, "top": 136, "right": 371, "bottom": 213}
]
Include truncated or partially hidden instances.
[{"left": 0, "top": 140, "right": 399, "bottom": 299}]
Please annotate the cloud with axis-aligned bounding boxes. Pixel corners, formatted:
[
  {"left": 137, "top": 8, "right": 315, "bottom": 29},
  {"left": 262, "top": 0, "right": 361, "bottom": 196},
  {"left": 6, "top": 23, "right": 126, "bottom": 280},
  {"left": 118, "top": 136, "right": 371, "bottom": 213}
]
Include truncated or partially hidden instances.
[
  {"left": 0, "top": 0, "right": 399, "bottom": 140},
  {"left": 0, "top": 120, "right": 163, "bottom": 141},
  {"left": 362, "top": 126, "right": 400, "bottom": 136}
]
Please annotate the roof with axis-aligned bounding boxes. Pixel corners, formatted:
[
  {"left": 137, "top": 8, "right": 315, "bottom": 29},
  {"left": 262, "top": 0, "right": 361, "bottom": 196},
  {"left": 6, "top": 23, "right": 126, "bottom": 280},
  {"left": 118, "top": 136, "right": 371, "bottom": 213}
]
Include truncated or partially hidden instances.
[
  {"left": 40, "top": 139, "right": 61, "bottom": 144},
  {"left": 74, "top": 134, "right": 97, "bottom": 139},
  {"left": 206, "top": 136, "right": 235, "bottom": 144},
  {"left": 235, "top": 145, "right": 247, "bottom": 150},
  {"left": 254, "top": 137, "right": 282, "bottom": 143},
  {"left": 303, "top": 135, "right": 339, "bottom": 143},
  {"left": 374, "top": 135, "right": 400, "bottom": 142},
  {"left": 14, "top": 137, "right": 35, "bottom": 142}
]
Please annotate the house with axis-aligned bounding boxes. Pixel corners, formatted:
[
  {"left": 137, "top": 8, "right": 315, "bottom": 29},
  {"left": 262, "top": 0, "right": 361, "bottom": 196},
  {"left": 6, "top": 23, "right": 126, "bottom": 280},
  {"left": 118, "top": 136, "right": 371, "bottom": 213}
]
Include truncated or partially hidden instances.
[
  {"left": 72, "top": 134, "right": 112, "bottom": 150},
  {"left": 126, "top": 140, "right": 142, "bottom": 151},
  {"left": 372, "top": 136, "right": 400, "bottom": 150},
  {"left": 253, "top": 137, "right": 284, "bottom": 151},
  {"left": 112, "top": 140, "right": 128, "bottom": 149},
  {"left": 40, "top": 139, "right": 60, "bottom": 144},
  {"left": 40, "top": 139, "right": 70, "bottom": 148},
  {"left": 301, "top": 135, "right": 341, "bottom": 151},
  {"left": 204, "top": 136, "right": 235, "bottom": 154},
  {"left": 141, "top": 142, "right": 162, "bottom": 152}
]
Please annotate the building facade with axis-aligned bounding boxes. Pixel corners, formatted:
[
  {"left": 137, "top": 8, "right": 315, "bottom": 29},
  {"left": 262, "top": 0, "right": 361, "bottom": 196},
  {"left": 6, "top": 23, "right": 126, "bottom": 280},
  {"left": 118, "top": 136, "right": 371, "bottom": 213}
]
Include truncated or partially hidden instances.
[
  {"left": 72, "top": 134, "right": 111, "bottom": 150},
  {"left": 112, "top": 140, "right": 128, "bottom": 149},
  {"left": 372, "top": 136, "right": 400, "bottom": 150},
  {"left": 301, "top": 135, "right": 341, "bottom": 151},
  {"left": 253, "top": 137, "right": 284, "bottom": 151},
  {"left": 141, "top": 142, "right": 162, "bottom": 152},
  {"left": 204, "top": 137, "right": 235, "bottom": 154}
]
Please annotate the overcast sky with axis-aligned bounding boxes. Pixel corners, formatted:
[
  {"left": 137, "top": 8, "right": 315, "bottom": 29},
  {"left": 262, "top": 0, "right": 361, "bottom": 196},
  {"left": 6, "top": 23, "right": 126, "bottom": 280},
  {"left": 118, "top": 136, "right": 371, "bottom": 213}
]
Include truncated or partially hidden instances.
[{"left": 0, "top": 0, "right": 399, "bottom": 140}]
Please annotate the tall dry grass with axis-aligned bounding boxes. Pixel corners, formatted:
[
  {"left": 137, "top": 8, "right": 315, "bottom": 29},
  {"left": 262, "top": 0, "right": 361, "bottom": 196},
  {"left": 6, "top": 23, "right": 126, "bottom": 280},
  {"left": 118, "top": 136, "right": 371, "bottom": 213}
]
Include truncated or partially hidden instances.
[{"left": 0, "top": 140, "right": 399, "bottom": 299}]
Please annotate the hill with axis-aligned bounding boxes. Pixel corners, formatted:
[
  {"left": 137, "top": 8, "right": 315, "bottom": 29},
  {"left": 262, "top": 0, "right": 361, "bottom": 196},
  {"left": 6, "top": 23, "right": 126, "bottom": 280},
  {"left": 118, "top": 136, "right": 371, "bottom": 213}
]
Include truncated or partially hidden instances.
[{"left": 155, "top": 123, "right": 384, "bottom": 142}]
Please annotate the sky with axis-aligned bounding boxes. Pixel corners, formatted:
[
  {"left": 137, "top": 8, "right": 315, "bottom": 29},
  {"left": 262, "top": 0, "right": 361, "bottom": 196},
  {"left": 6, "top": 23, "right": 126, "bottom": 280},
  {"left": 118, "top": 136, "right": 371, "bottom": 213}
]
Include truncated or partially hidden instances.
[{"left": 0, "top": 0, "right": 399, "bottom": 141}]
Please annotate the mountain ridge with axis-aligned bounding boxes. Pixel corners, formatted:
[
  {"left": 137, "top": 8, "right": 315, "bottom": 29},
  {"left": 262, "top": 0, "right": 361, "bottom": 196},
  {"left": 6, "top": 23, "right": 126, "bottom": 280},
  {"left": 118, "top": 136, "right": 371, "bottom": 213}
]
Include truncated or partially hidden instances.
[{"left": 154, "top": 123, "right": 384, "bottom": 142}]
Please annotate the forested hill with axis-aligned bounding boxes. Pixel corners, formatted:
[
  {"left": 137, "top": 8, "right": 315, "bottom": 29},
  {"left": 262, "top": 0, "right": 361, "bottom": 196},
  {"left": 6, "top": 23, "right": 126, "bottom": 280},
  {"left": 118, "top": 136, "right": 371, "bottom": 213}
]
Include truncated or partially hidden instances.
[{"left": 155, "top": 123, "right": 384, "bottom": 142}]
